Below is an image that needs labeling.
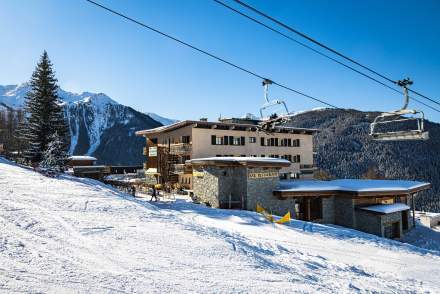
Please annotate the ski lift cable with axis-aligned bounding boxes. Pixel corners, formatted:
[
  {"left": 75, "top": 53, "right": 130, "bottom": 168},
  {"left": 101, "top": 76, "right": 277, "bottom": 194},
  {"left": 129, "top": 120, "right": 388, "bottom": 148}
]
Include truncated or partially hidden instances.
[
  {"left": 229, "top": 0, "right": 440, "bottom": 109},
  {"left": 214, "top": 0, "right": 440, "bottom": 113},
  {"left": 84, "top": 0, "right": 341, "bottom": 109}
]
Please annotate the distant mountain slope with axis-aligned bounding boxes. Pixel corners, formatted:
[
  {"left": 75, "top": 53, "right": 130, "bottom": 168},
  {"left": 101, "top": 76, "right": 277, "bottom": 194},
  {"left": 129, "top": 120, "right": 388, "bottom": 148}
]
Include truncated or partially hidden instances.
[
  {"left": 0, "top": 83, "right": 166, "bottom": 165},
  {"left": 146, "top": 112, "right": 178, "bottom": 126},
  {"left": 285, "top": 108, "right": 440, "bottom": 212}
]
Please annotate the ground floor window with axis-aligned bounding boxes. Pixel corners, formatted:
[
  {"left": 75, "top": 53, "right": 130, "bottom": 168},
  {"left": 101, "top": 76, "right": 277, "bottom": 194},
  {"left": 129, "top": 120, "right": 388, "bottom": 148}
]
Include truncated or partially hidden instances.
[{"left": 295, "top": 197, "right": 323, "bottom": 221}]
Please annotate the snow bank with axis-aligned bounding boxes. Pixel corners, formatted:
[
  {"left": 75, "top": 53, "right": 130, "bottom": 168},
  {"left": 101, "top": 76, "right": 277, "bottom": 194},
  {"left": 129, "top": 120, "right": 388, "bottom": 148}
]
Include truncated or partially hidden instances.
[{"left": 1, "top": 157, "right": 440, "bottom": 293}]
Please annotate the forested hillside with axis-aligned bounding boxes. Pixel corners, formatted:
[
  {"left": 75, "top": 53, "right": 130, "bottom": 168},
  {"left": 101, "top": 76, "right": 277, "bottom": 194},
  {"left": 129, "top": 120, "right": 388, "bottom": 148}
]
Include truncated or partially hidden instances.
[{"left": 286, "top": 109, "right": 440, "bottom": 212}]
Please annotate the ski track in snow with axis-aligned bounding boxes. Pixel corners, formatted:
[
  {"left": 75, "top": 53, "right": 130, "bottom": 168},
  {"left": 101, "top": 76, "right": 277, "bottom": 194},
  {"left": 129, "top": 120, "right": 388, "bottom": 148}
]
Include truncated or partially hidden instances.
[{"left": 0, "top": 157, "right": 439, "bottom": 293}]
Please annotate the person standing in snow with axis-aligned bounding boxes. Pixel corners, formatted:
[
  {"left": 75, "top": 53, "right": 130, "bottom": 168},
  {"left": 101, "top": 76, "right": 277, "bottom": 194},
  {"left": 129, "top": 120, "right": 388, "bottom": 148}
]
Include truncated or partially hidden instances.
[{"left": 151, "top": 185, "right": 158, "bottom": 202}]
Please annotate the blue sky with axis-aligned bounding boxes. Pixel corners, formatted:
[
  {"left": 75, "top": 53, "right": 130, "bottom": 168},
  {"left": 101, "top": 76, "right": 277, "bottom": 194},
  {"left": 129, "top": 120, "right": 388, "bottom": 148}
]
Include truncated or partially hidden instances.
[{"left": 1, "top": 0, "right": 439, "bottom": 122}]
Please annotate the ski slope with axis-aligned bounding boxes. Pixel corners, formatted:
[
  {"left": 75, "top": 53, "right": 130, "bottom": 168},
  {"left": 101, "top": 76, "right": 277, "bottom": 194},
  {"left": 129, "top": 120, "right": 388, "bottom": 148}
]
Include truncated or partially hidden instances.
[{"left": 1, "top": 157, "right": 440, "bottom": 293}]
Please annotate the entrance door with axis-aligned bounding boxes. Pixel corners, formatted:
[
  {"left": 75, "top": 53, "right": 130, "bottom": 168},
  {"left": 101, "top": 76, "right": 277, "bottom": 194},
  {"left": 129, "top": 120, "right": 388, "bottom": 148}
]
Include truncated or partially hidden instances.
[
  {"left": 392, "top": 222, "right": 400, "bottom": 238},
  {"left": 296, "top": 198, "right": 322, "bottom": 221},
  {"left": 402, "top": 211, "right": 409, "bottom": 231}
]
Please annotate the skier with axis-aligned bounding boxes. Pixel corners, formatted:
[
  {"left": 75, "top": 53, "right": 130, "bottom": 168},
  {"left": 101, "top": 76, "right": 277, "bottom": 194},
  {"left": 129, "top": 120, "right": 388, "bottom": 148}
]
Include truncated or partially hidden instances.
[{"left": 150, "top": 186, "right": 158, "bottom": 202}]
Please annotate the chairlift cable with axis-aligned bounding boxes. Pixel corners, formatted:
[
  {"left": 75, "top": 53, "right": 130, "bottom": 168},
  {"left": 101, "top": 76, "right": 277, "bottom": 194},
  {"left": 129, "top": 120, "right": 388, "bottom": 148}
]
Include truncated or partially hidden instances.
[
  {"left": 85, "top": 0, "right": 341, "bottom": 109},
  {"left": 227, "top": 0, "right": 440, "bottom": 110}
]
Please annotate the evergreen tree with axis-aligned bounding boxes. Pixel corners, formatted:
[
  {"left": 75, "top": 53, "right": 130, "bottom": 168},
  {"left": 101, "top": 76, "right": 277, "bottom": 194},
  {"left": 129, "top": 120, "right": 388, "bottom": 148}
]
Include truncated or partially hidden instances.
[
  {"left": 39, "top": 132, "right": 68, "bottom": 172},
  {"left": 18, "top": 51, "right": 69, "bottom": 163}
]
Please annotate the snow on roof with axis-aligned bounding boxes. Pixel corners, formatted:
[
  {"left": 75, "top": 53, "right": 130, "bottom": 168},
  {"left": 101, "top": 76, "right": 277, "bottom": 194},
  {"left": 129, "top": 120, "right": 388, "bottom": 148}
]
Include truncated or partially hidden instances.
[
  {"left": 189, "top": 157, "right": 291, "bottom": 166},
  {"left": 359, "top": 203, "right": 410, "bottom": 214},
  {"left": 275, "top": 179, "right": 430, "bottom": 194},
  {"left": 68, "top": 156, "right": 97, "bottom": 161}
]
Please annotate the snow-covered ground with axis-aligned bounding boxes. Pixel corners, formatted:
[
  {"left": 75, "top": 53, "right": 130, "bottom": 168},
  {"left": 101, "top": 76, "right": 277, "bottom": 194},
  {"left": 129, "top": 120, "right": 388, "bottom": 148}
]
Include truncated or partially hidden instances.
[{"left": 1, "top": 157, "right": 440, "bottom": 293}]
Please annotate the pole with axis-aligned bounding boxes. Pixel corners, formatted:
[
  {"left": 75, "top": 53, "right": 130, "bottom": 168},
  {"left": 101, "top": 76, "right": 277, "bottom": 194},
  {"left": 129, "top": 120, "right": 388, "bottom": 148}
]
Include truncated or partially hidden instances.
[{"left": 411, "top": 193, "right": 416, "bottom": 228}]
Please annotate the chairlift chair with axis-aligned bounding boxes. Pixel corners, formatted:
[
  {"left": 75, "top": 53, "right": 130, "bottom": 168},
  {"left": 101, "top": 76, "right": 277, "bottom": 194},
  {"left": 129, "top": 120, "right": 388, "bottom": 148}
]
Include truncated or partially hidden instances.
[
  {"left": 370, "top": 78, "right": 429, "bottom": 141},
  {"left": 259, "top": 79, "right": 289, "bottom": 119}
]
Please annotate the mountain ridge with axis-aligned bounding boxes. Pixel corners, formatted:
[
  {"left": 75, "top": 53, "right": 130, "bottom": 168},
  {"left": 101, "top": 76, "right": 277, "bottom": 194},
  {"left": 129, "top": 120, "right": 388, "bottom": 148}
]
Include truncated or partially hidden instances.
[{"left": 0, "top": 83, "right": 169, "bottom": 165}]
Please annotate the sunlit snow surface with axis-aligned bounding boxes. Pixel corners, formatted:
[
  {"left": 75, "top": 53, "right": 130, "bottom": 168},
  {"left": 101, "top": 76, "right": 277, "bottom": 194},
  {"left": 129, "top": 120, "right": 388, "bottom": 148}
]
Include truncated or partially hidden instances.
[{"left": 1, "top": 157, "right": 439, "bottom": 293}]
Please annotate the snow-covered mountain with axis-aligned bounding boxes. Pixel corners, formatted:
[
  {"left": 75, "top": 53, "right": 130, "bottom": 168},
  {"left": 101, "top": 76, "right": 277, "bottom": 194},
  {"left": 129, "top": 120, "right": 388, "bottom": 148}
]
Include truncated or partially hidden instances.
[{"left": 0, "top": 83, "right": 170, "bottom": 165}]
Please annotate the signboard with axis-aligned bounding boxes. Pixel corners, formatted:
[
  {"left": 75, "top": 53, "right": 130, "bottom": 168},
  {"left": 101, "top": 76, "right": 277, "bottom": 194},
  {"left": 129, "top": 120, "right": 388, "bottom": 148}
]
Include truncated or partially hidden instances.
[
  {"left": 148, "top": 147, "right": 157, "bottom": 157},
  {"left": 248, "top": 171, "right": 278, "bottom": 179},
  {"left": 193, "top": 171, "right": 205, "bottom": 178}
]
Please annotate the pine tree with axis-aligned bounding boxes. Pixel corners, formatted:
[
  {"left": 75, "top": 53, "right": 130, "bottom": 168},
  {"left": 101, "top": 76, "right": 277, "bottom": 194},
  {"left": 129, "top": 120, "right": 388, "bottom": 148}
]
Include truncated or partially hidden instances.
[
  {"left": 19, "top": 51, "right": 69, "bottom": 164},
  {"left": 39, "top": 132, "right": 68, "bottom": 172}
]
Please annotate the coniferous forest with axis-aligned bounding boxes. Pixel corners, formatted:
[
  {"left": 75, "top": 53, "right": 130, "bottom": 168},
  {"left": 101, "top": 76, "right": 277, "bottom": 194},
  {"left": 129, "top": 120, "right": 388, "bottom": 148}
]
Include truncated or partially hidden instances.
[{"left": 286, "top": 108, "right": 440, "bottom": 212}]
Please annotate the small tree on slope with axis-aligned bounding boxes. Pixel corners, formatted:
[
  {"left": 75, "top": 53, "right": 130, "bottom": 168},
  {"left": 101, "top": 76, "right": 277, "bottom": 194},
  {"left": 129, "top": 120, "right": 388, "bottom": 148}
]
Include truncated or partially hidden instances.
[
  {"left": 18, "top": 51, "right": 69, "bottom": 164},
  {"left": 40, "top": 132, "right": 68, "bottom": 172}
]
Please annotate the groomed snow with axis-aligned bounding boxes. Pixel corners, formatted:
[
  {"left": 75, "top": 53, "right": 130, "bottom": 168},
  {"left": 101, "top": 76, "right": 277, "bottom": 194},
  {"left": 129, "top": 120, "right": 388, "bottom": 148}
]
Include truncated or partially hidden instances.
[
  {"left": 360, "top": 203, "right": 411, "bottom": 214},
  {"left": 276, "top": 179, "right": 429, "bottom": 193},
  {"left": 1, "top": 157, "right": 440, "bottom": 293}
]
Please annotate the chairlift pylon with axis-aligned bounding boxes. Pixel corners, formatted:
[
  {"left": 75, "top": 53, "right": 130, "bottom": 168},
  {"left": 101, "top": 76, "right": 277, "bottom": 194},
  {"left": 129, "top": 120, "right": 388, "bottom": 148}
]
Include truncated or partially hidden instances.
[
  {"left": 259, "top": 79, "right": 289, "bottom": 119},
  {"left": 370, "top": 78, "right": 429, "bottom": 141}
]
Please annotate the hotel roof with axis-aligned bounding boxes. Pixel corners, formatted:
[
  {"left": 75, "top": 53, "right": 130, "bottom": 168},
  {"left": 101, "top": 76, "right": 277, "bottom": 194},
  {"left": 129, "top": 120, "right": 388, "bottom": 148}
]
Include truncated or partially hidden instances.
[{"left": 135, "top": 120, "right": 318, "bottom": 136}]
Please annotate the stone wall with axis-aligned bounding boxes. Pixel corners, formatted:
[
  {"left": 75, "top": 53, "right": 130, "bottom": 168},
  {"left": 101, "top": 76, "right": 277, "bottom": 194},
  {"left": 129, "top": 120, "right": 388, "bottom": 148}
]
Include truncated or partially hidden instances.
[
  {"left": 334, "top": 198, "right": 355, "bottom": 228},
  {"left": 246, "top": 167, "right": 295, "bottom": 216},
  {"left": 192, "top": 166, "right": 220, "bottom": 207},
  {"left": 321, "top": 196, "right": 335, "bottom": 223},
  {"left": 192, "top": 166, "right": 250, "bottom": 208},
  {"left": 355, "top": 210, "right": 383, "bottom": 236},
  {"left": 381, "top": 212, "right": 403, "bottom": 238}
]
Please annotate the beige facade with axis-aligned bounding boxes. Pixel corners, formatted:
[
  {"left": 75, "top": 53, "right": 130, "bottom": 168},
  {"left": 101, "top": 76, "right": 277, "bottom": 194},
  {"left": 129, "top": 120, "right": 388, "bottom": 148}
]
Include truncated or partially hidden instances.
[{"left": 136, "top": 119, "right": 318, "bottom": 187}]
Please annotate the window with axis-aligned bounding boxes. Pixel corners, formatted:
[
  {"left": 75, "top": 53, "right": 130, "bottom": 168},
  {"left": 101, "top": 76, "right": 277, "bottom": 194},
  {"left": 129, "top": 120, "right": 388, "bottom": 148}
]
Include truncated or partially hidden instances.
[
  {"left": 281, "top": 155, "right": 292, "bottom": 162},
  {"left": 212, "top": 135, "right": 244, "bottom": 146},
  {"left": 181, "top": 136, "right": 190, "bottom": 143},
  {"left": 291, "top": 173, "right": 301, "bottom": 179},
  {"left": 292, "top": 155, "right": 301, "bottom": 163},
  {"left": 292, "top": 139, "right": 300, "bottom": 147},
  {"left": 260, "top": 137, "right": 265, "bottom": 146},
  {"left": 229, "top": 136, "right": 245, "bottom": 146},
  {"left": 249, "top": 137, "right": 256, "bottom": 143},
  {"left": 260, "top": 154, "right": 265, "bottom": 157}
]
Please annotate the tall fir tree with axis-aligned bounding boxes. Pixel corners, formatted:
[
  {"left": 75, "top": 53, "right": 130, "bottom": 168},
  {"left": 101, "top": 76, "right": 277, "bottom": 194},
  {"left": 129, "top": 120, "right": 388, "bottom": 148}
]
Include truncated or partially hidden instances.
[{"left": 19, "top": 51, "right": 69, "bottom": 164}]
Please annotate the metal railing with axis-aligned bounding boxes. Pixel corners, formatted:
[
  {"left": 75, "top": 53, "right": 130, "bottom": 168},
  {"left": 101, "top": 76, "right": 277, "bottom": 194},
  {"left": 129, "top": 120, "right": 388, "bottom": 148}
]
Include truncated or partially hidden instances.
[
  {"left": 169, "top": 143, "right": 192, "bottom": 154},
  {"left": 170, "top": 163, "right": 192, "bottom": 174}
]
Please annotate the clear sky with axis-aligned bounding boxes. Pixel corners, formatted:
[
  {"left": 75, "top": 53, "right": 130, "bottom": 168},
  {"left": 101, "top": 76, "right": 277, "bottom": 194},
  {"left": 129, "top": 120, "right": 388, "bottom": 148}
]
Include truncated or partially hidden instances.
[{"left": 1, "top": 0, "right": 439, "bottom": 122}]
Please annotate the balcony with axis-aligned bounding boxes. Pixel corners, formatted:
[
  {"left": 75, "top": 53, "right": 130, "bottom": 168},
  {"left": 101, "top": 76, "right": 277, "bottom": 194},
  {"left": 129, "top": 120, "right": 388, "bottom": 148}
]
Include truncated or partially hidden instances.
[
  {"left": 169, "top": 143, "right": 192, "bottom": 155},
  {"left": 170, "top": 163, "right": 192, "bottom": 174}
]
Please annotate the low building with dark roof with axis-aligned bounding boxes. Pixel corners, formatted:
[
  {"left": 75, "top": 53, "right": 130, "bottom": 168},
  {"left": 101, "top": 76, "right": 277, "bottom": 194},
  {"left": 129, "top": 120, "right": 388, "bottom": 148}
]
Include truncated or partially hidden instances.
[{"left": 188, "top": 157, "right": 430, "bottom": 239}]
